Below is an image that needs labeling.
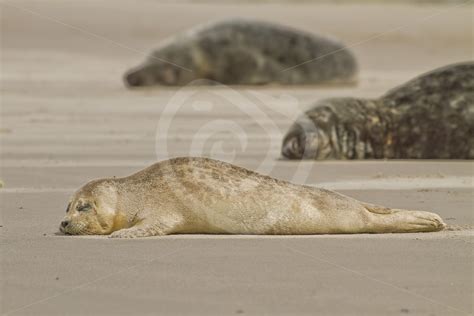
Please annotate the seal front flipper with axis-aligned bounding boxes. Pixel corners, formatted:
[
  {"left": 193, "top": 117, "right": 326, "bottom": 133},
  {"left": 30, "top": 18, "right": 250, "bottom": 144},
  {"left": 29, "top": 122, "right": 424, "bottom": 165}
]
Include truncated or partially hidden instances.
[
  {"left": 109, "top": 214, "right": 184, "bottom": 238},
  {"left": 109, "top": 223, "right": 168, "bottom": 238},
  {"left": 109, "top": 226, "right": 154, "bottom": 238}
]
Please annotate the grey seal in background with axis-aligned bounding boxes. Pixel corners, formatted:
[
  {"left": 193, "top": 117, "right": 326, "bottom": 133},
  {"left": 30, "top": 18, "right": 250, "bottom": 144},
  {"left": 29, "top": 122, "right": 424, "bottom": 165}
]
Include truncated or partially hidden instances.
[
  {"left": 124, "top": 19, "right": 357, "bottom": 87},
  {"left": 59, "top": 157, "right": 444, "bottom": 238},
  {"left": 282, "top": 62, "right": 474, "bottom": 160}
]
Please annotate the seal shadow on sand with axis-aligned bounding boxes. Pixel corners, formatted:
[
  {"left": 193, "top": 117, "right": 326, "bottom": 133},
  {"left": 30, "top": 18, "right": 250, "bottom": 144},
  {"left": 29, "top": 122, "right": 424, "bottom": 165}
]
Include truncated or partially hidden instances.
[{"left": 50, "top": 228, "right": 474, "bottom": 240}]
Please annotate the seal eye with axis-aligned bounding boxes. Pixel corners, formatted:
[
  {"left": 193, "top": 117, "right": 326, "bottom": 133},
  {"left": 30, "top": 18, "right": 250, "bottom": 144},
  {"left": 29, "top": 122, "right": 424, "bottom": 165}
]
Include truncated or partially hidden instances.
[
  {"left": 65, "top": 202, "right": 71, "bottom": 213},
  {"left": 77, "top": 203, "right": 92, "bottom": 212}
]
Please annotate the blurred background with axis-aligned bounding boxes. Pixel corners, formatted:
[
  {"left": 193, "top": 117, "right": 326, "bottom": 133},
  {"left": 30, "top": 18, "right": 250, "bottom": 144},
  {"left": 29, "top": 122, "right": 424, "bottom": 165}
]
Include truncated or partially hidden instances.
[
  {"left": 1, "top": 0, "right": 472, "bottom": 170},
  {"left": 1, "top": 1, "right": 473, "bottom": 315}
]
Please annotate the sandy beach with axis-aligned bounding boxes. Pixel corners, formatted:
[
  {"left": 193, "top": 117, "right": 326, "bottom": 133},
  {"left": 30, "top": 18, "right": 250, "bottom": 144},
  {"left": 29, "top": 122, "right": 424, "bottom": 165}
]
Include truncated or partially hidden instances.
[{"left": 1, "top": 1, "right": 473, "bottom": 315}]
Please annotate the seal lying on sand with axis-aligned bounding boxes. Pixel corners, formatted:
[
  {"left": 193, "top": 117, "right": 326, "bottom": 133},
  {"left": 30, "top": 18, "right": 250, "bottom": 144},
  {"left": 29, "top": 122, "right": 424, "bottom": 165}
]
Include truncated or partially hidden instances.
[
  {"left": 59, "top": 157, "right": 445, "bottom": 238},
  {"left": 282, "top": 62, "right": 474, "bottom": 159},
  {"left": 124, "top": 19, "right": 357, "bottom": 87}
]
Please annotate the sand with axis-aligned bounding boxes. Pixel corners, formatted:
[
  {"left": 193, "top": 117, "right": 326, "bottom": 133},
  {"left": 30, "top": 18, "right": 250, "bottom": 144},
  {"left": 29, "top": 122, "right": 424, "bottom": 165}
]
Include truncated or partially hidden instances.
[{"left": 1, "top": 1, "right": 473, "bottom": 315}]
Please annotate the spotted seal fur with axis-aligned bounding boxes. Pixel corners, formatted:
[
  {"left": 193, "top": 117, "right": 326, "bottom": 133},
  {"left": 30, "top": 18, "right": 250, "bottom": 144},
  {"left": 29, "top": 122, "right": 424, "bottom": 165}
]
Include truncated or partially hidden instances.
[{"left": 59, "top": 157, "right": 445, "bottom": 238}]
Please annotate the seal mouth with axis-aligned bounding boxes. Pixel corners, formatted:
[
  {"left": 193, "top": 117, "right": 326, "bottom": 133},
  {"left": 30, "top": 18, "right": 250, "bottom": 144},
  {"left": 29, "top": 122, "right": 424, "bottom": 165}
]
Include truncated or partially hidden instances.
[
  {"left": 59, "top": 221, "right": 86, "bottom": 235},
  {"left": 59, "top": 225, "right": 68, "bottom": 235}
]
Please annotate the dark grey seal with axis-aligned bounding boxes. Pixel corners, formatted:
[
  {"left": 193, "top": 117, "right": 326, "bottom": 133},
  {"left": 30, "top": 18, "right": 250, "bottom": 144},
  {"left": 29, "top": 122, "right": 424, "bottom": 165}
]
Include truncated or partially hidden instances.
[
  {"left": 124, "top": 19, "right": 357, "bottom": 87},
  {"left": 282, "top": 62, "right": 474, "bottom": 159}
]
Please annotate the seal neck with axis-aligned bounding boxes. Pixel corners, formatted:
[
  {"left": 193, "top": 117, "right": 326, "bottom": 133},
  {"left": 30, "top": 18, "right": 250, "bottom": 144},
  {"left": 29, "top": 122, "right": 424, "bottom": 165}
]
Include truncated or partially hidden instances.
[{"left": 112, "top": 179, "right": 143, "bottom": 225}]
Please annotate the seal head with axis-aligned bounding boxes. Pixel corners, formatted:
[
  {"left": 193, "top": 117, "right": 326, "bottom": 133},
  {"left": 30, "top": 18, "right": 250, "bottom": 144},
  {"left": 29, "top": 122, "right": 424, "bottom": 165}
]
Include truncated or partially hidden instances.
[
  {"left": 124, "top": 62, "right": 182, "bottom": 87},
  {"left": 281, "top": 115, "right": 332, "bottom": 160},
  {"left": 282, "top": 98, "right": 387, "bottom": 159},
  {"left": 60, "top": 180, "right": 128, "bottom": 235}
]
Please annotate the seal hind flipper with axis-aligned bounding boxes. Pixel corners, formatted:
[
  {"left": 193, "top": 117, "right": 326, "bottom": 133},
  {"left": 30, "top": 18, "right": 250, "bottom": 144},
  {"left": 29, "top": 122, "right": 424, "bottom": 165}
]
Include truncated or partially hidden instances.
[
  {"left": 358, "top": 201, "right": 446, "bottom": 233},
  {"left": 367, "top": 209, "right": 446, "bottom": 233},
  {"left": 363, "top": 202, "right": 446, "bottom": 232}
]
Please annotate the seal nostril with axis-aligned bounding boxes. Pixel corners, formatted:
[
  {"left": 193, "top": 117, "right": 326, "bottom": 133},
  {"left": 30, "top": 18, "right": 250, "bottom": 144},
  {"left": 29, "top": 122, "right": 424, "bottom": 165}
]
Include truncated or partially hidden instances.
[{"left": 61, "top": 220, "right": 69, "bottom": 228}]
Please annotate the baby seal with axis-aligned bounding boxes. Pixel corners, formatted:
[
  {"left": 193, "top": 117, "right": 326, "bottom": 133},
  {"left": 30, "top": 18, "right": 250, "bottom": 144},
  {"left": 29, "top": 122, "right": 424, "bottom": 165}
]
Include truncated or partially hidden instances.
[
  {"left": 124, "top": 19, "right": 357, "bottom": 87},
  {"left": 282, "top": 62, "right": 474, "bottom": 159},
  {"left": 59, "top": 157, "right": 445, "bottom": 238}
]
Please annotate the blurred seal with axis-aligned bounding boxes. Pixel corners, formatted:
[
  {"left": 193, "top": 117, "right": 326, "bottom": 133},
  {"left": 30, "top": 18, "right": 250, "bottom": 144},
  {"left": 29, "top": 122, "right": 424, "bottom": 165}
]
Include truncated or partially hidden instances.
[
  {"left": 282, "top": 62, "right": 474, "bottom": 159},
  {"left": 124, "top": 19, "right": 357, "bottom": 87},
  {"left": 60, "top": 157, "right": 445, "bottom": 238}
]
